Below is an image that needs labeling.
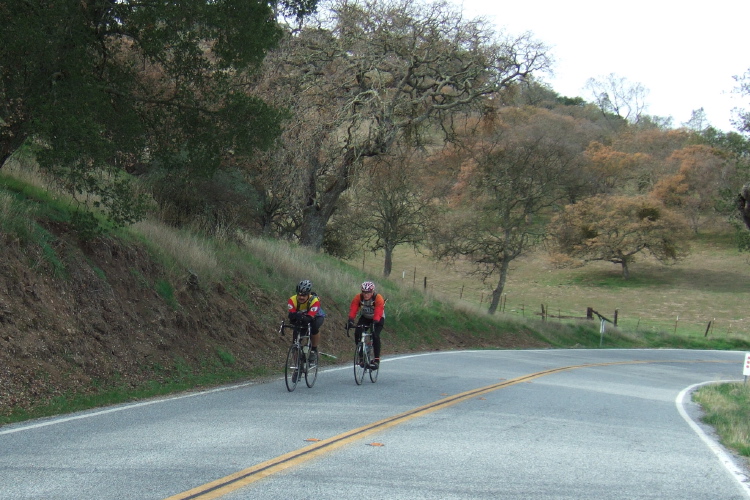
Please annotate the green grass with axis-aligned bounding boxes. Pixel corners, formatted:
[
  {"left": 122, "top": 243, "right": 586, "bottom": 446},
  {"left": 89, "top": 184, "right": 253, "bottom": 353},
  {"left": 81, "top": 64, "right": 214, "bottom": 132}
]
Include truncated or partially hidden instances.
[
  {"left": 155, "top": 278, "right": 178, "bottom": 309},
  {"left": 0, "top": 354, "right": 262, "bottom": 426},
  {"left": 353, "top": 231, "right": 750, "bottom": 344},
  {"left": 693, "top": 382, "right": 750, "bottom": 460},
  {"left": 1, "top": 171, "right": 749, "bottom": 464}
]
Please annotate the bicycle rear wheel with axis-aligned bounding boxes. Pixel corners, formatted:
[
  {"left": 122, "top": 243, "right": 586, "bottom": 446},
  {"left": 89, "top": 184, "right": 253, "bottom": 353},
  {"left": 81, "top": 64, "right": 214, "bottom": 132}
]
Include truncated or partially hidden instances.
[
  {"left": 369, "top": 360, "right": 379, "bottom": 383},
  {"left": 285, "top": 344, "right": 301, "bottom": 392},
  {"left": 305, "top": 349, "right": 318, "bottom": 388},
  {"left": 353, "top": 344, "right": 365, "bottom": 385}
]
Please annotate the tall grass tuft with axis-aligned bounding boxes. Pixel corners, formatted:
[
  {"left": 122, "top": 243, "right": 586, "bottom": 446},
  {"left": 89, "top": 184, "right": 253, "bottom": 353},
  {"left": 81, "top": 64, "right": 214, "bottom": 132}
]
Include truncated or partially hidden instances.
[
  {"left": 0, "top": 192, "right": 37, "bottom": 242},
  {"left": 693, "top": 382, "right": 750, "bottom": 458},
  {"left": 132, "top": 220, "right": 219, "bottom": 281},
  {"left": 237, "top": 234, "right": 399, "bottom": 302}
]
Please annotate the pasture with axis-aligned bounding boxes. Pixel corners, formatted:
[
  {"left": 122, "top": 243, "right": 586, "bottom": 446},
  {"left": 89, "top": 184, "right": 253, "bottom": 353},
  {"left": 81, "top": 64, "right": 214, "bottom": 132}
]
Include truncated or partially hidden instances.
[{"left": 351, "top": 229, "right": 750, "bottom": 341}]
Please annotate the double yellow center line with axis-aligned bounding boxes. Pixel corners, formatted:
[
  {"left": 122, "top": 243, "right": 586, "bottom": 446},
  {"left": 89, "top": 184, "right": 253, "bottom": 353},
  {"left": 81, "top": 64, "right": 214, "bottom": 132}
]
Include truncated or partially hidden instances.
[{"left": 165, "top": 359, "right": 723, "bottom": 499}]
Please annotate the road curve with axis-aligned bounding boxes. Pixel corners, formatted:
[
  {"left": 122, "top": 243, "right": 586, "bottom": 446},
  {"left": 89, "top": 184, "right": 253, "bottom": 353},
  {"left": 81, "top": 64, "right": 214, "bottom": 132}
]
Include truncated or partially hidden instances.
[{"left": 1, "top": 349, "right": 748, "bottom": 499}]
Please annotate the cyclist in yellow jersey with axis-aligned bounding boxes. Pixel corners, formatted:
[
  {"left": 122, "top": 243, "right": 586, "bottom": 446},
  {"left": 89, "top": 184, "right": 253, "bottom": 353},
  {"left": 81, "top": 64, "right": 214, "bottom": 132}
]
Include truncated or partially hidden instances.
[{"left": 287, "top": 279, "right": 325, "bottom": 363}]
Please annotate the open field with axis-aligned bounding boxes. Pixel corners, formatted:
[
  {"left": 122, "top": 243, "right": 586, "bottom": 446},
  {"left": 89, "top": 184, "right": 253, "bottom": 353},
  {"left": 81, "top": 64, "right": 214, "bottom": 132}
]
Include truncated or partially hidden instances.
[{"left": 349, "top": 232, "right": 750, "bottom": 341}]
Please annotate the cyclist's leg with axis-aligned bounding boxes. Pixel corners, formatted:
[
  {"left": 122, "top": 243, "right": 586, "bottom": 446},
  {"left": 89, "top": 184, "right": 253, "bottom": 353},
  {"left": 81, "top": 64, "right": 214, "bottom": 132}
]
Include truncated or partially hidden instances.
[
  {"left": 354, "top": 319, "right": 363, "bottom": 345},
  {"left": 311, "top": 316, "right": 323, "bottom": 350},
  {"left": 373, "top": 318, "right": 384, "bottom": 359}
]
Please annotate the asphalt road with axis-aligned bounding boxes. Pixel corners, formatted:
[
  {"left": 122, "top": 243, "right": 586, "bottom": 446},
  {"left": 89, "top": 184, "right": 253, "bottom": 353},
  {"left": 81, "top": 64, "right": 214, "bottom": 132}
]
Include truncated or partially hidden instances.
[{"left": 1, "top": 349, "right": 749, "bottom": 500}]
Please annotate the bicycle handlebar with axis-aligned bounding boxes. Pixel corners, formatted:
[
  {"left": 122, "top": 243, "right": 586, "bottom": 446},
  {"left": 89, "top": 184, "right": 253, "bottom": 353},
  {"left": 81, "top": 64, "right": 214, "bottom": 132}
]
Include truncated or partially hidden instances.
[
  {"left": 345, "top": 322, "right": 373, "bottom": 338},
  {"left": 279, "top": 320, "right": 311, "bottom": 338}
]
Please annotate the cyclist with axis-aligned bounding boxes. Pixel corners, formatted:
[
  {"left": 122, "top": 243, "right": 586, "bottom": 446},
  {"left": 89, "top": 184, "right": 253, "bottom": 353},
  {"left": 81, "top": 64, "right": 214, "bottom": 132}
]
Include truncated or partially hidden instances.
[
  {"left": 288, "top": 279, "right": 325, "bottom": 366},
  {"left": 347, "top": 280, "right": 385, "bottom": 369}
]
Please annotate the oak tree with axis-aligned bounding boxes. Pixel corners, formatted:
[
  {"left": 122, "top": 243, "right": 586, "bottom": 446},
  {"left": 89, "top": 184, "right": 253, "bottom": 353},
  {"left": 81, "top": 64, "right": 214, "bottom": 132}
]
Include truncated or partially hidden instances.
[
  {"left": 349, "top": 151, "right": 432, "bottom": 277},
  {"left": 548, "top": 195, "right": 690, "bottom": 279},
  {"left": 1, "top": 0, "right": 288, "bottom": 226},
  {"left": 650, "top": 145, "right": 734, "bottom": 232},
  {"left": 584, "top": 73, "right": 649, "bottom": 125},
  {"left": 252, "top": 0, "right": 551, "bottom": 249},
  {"left": 430, "top": 108, "right": 577, "bottom": 314}
]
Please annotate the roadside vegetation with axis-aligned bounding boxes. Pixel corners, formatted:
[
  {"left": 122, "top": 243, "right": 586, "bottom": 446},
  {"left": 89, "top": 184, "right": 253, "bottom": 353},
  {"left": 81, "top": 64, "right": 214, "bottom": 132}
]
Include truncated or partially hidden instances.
[
  {"left": 2, "top": 0, "right": 750, "bottom": 471},
  {"left": 693, "top": 382, "right": 750, "bottom": 468},
  {"left": 1, "top": 179, "right": 749, "bottom": 468}
]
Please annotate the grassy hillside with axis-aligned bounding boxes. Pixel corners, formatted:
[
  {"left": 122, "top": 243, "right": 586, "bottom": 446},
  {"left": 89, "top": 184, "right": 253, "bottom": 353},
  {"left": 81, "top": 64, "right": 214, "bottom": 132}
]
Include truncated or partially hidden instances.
[
  {"left": 1, "top": 170, "right": 749, "bottom": 467},
  {"left": 2, "top": 208, "right": 748, "bottom": 424},
  {"left": 351, "top": 226, "right": 750, "bottom": 343}
]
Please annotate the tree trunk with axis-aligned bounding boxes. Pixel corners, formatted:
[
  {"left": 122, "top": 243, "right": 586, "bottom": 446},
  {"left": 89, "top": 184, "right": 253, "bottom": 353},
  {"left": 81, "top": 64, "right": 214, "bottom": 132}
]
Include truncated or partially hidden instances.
[
  {"left": 299, "top": 206, "right": 328, "bottom": 250},
  {"left": 621, "top": 260, "right": 630, "bottom": 279},
  {"left": 383, "top": 245, "right": 394, "bottom": 277},
  {"left": 298, "top": 151, "right": 357, "bottom": 250},
  {"left": 739, "top": 183, "right": 750, "bottom": 231},
  {"left": 0, "top": 122, "right": 26, "bottom": 169},
  {"left": 487, "top": 258, "right": 510, "bottom": 314}
]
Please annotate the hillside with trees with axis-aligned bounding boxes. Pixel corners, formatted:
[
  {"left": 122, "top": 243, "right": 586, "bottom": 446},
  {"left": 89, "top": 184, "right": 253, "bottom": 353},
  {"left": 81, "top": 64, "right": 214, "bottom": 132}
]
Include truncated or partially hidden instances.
[{"left": 2, "top": 0, "right": 750, "bottom": 417}]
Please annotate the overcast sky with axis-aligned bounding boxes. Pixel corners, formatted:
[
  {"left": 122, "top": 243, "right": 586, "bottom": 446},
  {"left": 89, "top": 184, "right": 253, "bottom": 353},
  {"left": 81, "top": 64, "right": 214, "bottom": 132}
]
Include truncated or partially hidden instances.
[{"left": 457, "top": 0, "right": 749, "bottom": 131}]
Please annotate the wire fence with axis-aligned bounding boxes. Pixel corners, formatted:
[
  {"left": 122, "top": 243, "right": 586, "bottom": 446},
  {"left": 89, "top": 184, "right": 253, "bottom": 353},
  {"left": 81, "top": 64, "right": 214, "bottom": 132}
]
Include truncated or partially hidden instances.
[{"left": 398, "top": 271, "right": 748, "bottom": 340}]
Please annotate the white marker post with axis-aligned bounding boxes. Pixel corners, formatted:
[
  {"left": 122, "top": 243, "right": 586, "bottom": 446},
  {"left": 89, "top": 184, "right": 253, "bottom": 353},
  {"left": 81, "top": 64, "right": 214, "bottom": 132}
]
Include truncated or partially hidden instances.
[{"left": 744, "top": 353, "right": 750, "bottom": 384}]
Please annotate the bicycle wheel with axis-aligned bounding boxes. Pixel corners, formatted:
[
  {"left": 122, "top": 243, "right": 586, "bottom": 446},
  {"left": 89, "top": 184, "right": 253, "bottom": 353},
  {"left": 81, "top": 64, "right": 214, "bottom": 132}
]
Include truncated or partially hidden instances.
[
  {"left": 305, "top": 348, "right": 318, "bottom": 388},
  {"left": 285, "top": 344, "right": 301, "bottom": 392},
  {"left": 353, "top": 344, "right": 366, "bottom": 385}
]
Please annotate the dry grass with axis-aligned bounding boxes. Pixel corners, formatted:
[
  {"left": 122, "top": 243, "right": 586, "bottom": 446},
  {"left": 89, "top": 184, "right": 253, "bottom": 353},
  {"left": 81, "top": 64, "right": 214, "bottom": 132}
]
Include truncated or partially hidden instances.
[
  {"left": 349, "top": 229, "right": 750, "bottom": 340},
  {"left": 693, "top": 382, "right": 750, "bottom": 460},
  {"left": 132, "top": 220, "right": 219, "bottom": 279},
  {"left": 238, "top": 236, "right": 401, "bottom": 303}
]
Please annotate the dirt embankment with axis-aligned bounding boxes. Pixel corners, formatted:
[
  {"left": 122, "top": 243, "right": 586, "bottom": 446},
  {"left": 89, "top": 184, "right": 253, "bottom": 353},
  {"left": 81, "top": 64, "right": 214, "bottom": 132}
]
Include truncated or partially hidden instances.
[
  {"left": 0, "top": 227, "right": 550, "bottom": 416},
  {"left": 0, "top": 229, "right": 297, "bottom": 414}
]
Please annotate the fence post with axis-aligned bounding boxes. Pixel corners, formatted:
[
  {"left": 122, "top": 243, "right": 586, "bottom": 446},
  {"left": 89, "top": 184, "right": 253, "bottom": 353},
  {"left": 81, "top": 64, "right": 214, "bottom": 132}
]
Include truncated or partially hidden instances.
[
  {"left": 423, "top": 277, "right": 427, "bottom": 290},
  {"left": 586, "top": 307, "right": 593, "bottom": 320},
  {"left": 541, "top": 304, "right": 545, "bottom": 321},
  {"left": 614, "top": 309, "right": 618, "bottom": 326},
  {"left": 704, "top": 321, "right": 712, "bottom": 337}
]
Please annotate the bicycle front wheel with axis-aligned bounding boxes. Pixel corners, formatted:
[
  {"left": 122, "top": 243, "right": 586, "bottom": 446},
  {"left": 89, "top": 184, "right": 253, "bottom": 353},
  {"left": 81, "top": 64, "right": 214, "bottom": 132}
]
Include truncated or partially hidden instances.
[
  {"left": 285, "top": 344, "right": 301, "bottom": 392},
  {"left": 305, "top": 350, "right": 318, "bottom": 388},
  {"left": 369, "top": 360, "right": 379, "bottom": 383},
  {"left": 353, "top": 344, "right": 365, "bottom": 385}
]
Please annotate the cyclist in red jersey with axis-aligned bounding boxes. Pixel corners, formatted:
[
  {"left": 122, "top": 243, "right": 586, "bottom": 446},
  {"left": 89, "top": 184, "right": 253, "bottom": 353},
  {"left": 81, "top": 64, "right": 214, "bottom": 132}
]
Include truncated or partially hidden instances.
[{"left": 347, "top": 280, "right": 385, "bottom": 369}]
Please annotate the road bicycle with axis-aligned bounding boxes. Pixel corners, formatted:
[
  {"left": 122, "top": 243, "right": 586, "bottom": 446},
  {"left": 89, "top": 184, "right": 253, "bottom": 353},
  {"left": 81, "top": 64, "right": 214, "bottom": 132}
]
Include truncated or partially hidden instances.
[
  {"left": 346, "top": 322, "right": 378, "bottom": 385},
  {"left": 279, "top": 320, "right": 318, "bottom": 392}
]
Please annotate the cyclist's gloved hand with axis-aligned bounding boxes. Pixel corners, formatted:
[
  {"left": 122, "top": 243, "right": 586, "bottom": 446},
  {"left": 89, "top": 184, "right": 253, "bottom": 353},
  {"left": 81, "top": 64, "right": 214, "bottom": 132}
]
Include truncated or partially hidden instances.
[
  {"left": 347, "top": 319, "right": 356, "bottom": 329},
  {"left": 301, "top": 314, "right": 313, "bottom": 324}
]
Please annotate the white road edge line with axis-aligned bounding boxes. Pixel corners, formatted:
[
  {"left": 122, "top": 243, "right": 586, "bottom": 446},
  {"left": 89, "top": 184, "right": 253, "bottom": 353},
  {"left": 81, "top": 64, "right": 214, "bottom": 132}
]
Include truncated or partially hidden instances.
[
  {"left": 0, "top": 381, "right": 259, "bottom": 436},
  {"left": 676, "top": 381, "right": 750, "bottom": 499}
]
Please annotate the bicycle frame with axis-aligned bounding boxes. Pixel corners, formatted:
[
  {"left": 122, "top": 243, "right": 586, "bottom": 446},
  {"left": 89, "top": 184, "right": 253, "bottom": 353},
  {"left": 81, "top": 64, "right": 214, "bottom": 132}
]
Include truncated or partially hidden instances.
[
  {"left": 279, "top": 320, "right": 317, "bottom": 391},
  {"left": 349, "top": 322, "right": 378, "bottom": 385}
]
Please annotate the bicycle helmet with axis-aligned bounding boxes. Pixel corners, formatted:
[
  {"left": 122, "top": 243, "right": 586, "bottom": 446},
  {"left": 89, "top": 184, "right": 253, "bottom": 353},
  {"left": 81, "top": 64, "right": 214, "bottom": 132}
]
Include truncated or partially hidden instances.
[
  {"left": 297, "top": 279, "right": 313, "bottom": 294},
  {"left": 361, "top": 280, "right": 375, "bottom": 293}
]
